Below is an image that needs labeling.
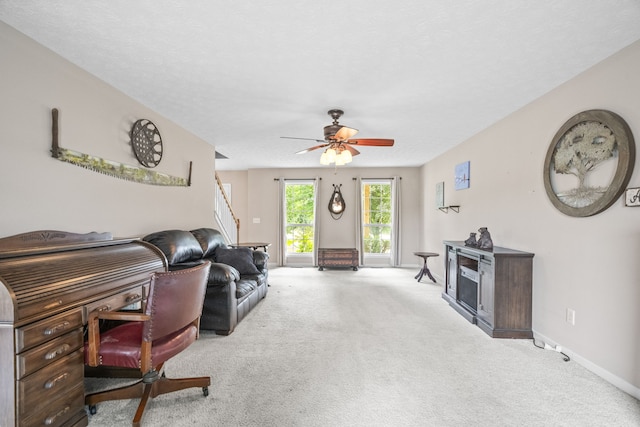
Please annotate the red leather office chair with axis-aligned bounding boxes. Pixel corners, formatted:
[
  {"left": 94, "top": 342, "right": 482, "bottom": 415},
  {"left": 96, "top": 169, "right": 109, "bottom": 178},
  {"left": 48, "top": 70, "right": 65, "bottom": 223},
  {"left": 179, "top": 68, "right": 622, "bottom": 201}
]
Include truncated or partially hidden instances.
[{"left": 84, "top": 261, "right": 212, "bottom": 427}]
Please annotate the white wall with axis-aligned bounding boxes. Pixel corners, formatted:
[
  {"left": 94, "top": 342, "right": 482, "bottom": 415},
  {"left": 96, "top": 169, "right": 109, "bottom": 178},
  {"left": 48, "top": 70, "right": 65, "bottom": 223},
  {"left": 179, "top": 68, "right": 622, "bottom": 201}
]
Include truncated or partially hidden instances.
[
  {"left": 0, "top": 22, "right": 217, "bottom": 238},
  {"left": 421, "top": 40, "right": 640, "bottom": 397},
  {"left": 218, "top": 167, "right": 421, "bottom": 267}
]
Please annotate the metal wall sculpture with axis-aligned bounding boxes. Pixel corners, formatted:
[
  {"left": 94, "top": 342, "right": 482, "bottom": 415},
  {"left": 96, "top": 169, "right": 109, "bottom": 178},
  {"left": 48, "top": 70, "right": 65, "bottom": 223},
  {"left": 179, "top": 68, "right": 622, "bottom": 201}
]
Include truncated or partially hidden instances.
[
  {"left": 328, "top": 184, "right": 345, "bottom": 219},
  {"left": 50, "top": 108, "right": 191, "bottom": 187},
  {"left": 544, "top": 109, "right": 635, "bottom": 217}
]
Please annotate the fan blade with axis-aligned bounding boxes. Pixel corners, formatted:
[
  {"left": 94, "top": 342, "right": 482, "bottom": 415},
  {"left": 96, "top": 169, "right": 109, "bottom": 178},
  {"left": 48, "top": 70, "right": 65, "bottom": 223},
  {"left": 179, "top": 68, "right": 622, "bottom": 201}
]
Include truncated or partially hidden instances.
[
  {"left": 281, "top": 136, "right": 326, "bottom": 143},
  {"left": 333, "top": 126, "right": 359, "bottom": 141},
  {"left": 346, "top": 138, "right": 394, "bottom": 146},
  {"left": 343, "top": 145, "right": 360, "bottom": 156},
  {"left": 296, "top": 143, "right": 329, "bottom": 154}
]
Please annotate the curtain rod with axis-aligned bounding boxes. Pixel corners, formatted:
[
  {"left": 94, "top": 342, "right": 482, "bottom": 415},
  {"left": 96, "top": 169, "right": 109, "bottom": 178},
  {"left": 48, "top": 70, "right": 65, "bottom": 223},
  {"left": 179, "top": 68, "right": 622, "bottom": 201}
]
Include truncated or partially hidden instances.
[
  {"left": 273, "top": 178, "right": 322, "bottom": 181},
  {"left": 270, "top": 177, "right": 401, "bottom": 181},
  {"left": 352, "top": 177, "right": 401, "bottom": 180}
]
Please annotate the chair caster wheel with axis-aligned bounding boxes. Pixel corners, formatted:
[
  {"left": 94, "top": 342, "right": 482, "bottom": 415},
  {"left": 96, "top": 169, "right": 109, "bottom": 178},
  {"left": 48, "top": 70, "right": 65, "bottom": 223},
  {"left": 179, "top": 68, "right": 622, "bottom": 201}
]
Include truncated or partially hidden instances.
[
  {"left": 202, "top": 386, "right": 209, "bottom": 397},
  {"left": 88, "top": 405, "right": 97, "bottom": 415}
]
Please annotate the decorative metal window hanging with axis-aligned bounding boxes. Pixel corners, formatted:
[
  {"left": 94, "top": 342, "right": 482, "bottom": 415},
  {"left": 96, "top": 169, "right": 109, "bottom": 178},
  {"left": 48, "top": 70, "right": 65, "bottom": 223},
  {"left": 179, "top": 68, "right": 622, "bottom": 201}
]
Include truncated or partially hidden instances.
[{"left": 328, "top": 184, "right": 345, "bottom": 219}]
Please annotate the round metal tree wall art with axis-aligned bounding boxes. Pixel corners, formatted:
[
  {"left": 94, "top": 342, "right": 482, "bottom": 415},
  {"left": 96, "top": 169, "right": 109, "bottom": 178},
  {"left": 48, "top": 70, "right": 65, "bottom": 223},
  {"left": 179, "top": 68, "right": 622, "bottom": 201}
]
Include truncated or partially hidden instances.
[{"left": 544, "top": 110, "right": 635, "bottom": 217}]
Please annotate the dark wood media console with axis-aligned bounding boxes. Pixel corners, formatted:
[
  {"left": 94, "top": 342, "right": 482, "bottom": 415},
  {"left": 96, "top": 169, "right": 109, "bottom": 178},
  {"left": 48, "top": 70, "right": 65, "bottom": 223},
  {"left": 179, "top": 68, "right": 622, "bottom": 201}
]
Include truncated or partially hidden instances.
[{"left": 442, "top": 241, "right": 534, "bottom": 338}]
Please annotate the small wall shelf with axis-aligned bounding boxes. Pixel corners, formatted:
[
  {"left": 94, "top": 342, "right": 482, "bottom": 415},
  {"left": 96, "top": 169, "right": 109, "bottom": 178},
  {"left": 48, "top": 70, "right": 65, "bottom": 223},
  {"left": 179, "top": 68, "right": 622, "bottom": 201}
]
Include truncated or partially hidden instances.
[{"left": 438, "top": 205, "right": 460, "bottom": 213}]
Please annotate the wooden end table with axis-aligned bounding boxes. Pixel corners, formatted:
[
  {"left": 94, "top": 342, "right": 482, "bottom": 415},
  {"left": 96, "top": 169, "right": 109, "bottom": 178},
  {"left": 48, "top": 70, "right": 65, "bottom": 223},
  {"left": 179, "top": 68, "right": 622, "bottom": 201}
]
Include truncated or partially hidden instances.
[
  {"left": 229, "top": 242, "right": 271, "bottom": 252},
  {"left": 414, "top": 252, "right": 439, "bottom": 283}
]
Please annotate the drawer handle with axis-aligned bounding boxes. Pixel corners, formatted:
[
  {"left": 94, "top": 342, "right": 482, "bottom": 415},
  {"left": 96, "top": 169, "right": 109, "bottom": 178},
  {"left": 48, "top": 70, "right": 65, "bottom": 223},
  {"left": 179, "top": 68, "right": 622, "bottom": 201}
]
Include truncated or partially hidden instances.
[
  {"left": 43, "top": 299, "right": 63, "bottom": 310},
  {"left": 96, "top": 304, "right": 112, "bottom": 312},
  {"left": 44, "top": 321, "right": 70, "bottom": 336},
  {"left": 45, "top": 344, "right": 70, "bottom": 360},
  {"left": 126, "top": 293, "right": 142, "bottom": 303},
  {"left": 44, "top": 372, "right": 69, "bottom": 389},
  {"left": 44, "top": 405, "right": 69, "bottom": 425}
]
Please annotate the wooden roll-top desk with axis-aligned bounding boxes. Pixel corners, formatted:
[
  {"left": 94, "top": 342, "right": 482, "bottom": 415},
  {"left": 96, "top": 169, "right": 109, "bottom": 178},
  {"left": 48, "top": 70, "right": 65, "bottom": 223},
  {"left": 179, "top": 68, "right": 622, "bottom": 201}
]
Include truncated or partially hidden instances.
[{"left": 0, "top": 230, "right": 167, "bottom": 427}]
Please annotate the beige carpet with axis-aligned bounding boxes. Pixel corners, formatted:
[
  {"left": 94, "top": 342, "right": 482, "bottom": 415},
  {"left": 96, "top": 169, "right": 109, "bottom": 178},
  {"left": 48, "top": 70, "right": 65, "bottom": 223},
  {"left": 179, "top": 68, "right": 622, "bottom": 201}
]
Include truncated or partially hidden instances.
[{"left": 85, "top": 267, "right": 640, "bottom": 426}]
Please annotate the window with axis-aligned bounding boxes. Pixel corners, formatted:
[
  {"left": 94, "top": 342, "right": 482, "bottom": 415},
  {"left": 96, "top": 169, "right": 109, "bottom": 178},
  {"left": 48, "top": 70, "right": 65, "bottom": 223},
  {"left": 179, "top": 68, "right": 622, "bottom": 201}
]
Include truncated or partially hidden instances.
[
  {"left": 361, "top": 180, "right": 392, "bottom": 255},
  {"left": 285, "top": 181, "right": 315, "bottom": 254}
]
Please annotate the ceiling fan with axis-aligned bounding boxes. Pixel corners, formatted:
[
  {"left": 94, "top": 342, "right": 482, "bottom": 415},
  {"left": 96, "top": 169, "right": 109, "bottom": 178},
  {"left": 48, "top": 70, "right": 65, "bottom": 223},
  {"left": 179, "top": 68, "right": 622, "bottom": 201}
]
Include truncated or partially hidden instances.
[{"left": 281, "top": 109, "right": 394, "bottom": 165}]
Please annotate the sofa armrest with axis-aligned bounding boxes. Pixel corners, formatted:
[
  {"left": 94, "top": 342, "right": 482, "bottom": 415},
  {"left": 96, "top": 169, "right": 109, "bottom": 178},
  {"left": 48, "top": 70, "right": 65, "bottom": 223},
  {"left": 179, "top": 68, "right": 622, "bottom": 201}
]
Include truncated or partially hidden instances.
[
  {"left": 199, "top": 260, "right": 240, "bottom": 334},
  {"left": 206, "top": 260, "right": 241, "bottom": 285},
  {"left": 172, "top": 260, "right": 239, "bottom": 285}
]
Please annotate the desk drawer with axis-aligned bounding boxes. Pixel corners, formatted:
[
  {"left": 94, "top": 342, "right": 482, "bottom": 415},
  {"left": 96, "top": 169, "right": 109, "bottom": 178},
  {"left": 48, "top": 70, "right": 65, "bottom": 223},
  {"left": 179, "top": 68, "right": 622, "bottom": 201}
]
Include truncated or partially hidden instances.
[
  {"left": 18, "top": 350, "right": 84, "bottom": 416},
  {"left": 15, "top": 308, "right": 83, "bottom": 353},
  {"left": 84, "top": 286, "right": 144, "bottom": 322},
  {"left": 18, "top": 382, "right": 85, "bottom": 427},
  {"left": 16, "top": 329, "right": 83, "bottom": 379}
]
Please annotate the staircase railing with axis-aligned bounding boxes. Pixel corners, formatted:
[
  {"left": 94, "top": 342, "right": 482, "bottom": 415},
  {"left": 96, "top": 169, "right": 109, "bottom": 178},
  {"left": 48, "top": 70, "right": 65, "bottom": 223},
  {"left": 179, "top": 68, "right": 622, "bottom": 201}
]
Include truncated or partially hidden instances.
[{"left": 214, "top": 173, "right": 239, "bottom": 245}]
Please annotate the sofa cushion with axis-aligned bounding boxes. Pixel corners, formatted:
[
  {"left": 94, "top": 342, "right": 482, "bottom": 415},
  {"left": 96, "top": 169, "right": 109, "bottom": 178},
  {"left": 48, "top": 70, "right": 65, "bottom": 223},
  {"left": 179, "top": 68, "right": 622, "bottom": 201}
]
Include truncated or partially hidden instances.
[
  {"left": 215, "top": 247, "right": 261, "bottom": 275},
  {"left": 235, "top": 279, "right": 257, "bottom": 299},
  {"left": 207, "top": 262, "right": 240, "bottom": 284},
  {"left": 142, "top": 230, "right": 204, "bottom": 265},
  {"left": 242, "top": 273, "right": 267, "bottom": 288},
  {"left": 190, "top": 228, "right": 227, "bottom": 258}
]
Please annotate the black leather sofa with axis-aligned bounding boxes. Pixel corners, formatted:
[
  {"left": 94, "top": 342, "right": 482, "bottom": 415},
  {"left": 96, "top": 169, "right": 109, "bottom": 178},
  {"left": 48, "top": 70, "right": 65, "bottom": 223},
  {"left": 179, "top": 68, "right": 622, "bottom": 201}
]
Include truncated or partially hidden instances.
[{"left": 142, "top": 228, "right": 268, "bottom": 335}]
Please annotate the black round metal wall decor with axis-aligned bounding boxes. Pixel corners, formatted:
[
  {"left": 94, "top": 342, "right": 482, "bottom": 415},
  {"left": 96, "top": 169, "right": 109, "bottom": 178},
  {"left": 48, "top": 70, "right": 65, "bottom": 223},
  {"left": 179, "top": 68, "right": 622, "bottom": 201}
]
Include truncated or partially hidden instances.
[
  {"left": 329, "top": 184, "right": 345, "bottom": 219},
  {"left": 130, "top": 119, "right": 163, "bottom": 168}
]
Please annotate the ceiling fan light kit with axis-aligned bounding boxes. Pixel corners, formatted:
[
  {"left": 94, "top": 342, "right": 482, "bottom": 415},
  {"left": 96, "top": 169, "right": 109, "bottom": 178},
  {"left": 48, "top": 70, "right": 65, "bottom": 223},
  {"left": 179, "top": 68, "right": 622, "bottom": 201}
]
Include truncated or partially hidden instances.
[
  {"left": 284, "top": 109, "right": 394, "bottom": 166},
  {"left": 320, "top": 148, "right": 336, "bottom": 165},
  {"left": 320, "top": 146, "right": 353, "bottom": 165}
]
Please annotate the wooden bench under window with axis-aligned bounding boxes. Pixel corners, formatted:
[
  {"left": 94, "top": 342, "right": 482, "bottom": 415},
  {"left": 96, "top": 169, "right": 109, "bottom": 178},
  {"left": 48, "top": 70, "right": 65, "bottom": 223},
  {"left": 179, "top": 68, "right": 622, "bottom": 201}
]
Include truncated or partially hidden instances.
[{"left": 317, "top": 248, "right": 359, "bottom": 271}]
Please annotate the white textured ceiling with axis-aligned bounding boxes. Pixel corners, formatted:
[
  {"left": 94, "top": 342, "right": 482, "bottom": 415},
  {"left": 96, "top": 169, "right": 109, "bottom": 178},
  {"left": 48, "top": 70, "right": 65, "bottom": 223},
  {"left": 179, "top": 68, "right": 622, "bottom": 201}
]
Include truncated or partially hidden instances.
[{"left": 2, "top": 1, "right": 640, "bottom": 170}]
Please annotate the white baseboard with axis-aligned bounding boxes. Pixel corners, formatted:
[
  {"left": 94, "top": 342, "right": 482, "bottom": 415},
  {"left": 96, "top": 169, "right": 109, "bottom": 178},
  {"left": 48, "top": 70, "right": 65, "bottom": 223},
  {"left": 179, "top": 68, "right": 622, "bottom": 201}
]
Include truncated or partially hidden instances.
[{"left": 534, "top": 332, "right": 640, "bottom": 400}]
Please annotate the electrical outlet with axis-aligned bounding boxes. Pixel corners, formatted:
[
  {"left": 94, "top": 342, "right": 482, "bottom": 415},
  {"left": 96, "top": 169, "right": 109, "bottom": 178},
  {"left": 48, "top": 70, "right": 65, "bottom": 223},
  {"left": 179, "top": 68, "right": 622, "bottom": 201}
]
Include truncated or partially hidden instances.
[{"left": 566, "top": 308, "right": 576, "bottom": 325}]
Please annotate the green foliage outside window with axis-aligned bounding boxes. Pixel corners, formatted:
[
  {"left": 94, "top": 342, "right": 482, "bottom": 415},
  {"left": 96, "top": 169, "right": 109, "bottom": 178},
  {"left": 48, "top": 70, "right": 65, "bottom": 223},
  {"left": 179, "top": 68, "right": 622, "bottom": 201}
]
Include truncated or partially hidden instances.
[
  {"left": 362, "top": 182, "right": 392, "bottom": 254},
  {"left": 285, "top": 183, "right": 315, "bottom": 253}
]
